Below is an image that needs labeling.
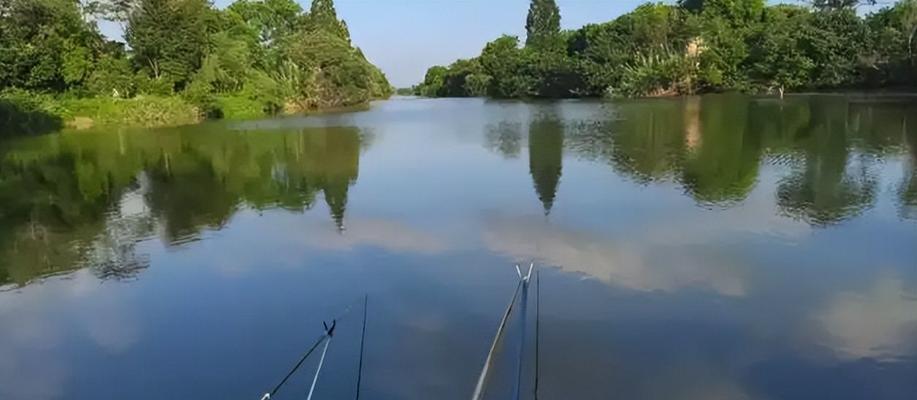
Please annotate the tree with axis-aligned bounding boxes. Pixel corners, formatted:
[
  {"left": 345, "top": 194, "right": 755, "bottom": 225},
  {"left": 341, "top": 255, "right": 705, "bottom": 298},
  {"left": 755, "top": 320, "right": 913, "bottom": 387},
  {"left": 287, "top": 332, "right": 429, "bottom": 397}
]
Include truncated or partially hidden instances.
[
  {"left": 416, "top": 65, "right": 447, "bottom": 97},
  {"left": 525, "top": 0, "right": 561, "bottom": 51},
  {"left": 803, "top": 8, "right": 869, "bottom": 88},
  {"left": 479, "top": 36, "right": 536, "bottom": 97},
  {"left": 309, "top": 0, "right": 350, "bottom": 41},
  {"left": 227, "top": 0, "right": 301, "bottom": 47},
  {"left": 0, "top": 0, "right": 104, "bottom": 91},
  {"left": 899, "top": 0, "right": 917, "bottom": 65},
  {"left": 279, "top": 28, "right": 386, "bottom": 108},
  {"left": 748, "top": 5, "right": 814, "bottom": 96},
  {"left": 126, "top": 0, "right": 210, "bottom": 90}
]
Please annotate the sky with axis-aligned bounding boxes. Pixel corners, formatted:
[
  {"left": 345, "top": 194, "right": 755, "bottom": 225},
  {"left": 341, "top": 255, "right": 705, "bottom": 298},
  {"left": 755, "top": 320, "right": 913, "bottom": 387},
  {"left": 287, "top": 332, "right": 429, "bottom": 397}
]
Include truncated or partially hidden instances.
[{"left": 99, "top": 0, "right": 893, "bottom": 88}]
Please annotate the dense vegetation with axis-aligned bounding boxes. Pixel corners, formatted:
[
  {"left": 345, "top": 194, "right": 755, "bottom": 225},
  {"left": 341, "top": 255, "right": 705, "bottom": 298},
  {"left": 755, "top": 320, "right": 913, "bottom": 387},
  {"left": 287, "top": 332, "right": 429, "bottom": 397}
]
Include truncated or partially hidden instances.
[
  {"left": 414, "top": 0, "right": 917, "bottom": 98},
  {"left": 0, "top": 0, "right": 392, "bottom": 133}
]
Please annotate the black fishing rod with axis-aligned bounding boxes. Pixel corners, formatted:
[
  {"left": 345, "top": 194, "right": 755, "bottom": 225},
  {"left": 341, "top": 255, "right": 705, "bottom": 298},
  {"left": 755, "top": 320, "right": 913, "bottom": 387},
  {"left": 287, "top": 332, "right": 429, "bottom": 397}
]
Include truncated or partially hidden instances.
[
  {"left": 355, "top": 295, "right": 368, "bottom": 400},
  {"left": 259, "top": 299, "right": 362, "bottom": 400}
]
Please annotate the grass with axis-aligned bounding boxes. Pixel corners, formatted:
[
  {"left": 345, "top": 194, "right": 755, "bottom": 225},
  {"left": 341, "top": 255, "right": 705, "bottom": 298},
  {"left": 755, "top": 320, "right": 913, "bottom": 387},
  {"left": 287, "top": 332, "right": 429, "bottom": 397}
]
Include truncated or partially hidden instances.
[
  {"left": 0, "top": 92, "right": 202, "bottom": 134},
  {"left": 214, "top": 95, "right": 270, "bottom": 120},
  {"left": 54, "top": 96, "right": 202, "bottom": 128}
]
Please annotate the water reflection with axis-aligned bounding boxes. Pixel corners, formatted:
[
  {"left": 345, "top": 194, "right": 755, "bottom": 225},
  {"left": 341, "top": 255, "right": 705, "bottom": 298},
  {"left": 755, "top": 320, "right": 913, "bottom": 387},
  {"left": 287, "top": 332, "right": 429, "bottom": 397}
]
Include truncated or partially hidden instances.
[
  {"left": 900, "top": 124, "right": 917, "bottom": 219},
  {"left": 485, "top": 121, "right": 523, "bottom": 159},
  {"left": 548, "top": 95, "right": 917, "bottom": 219},
  {"left": 528, "top": 108, "right": 564, "bottom": 215},
  {"left": 775, "top": 99, "right": 877, "bottom": 226},
  {"left": 1, "top": 96, "right": 916, "bottom": 400},
  {"left": 0, "top": 126, "right": 366, "bottom": 287},
  {"left": 815, "top": 274, "right": 917, "bottom": 361}
]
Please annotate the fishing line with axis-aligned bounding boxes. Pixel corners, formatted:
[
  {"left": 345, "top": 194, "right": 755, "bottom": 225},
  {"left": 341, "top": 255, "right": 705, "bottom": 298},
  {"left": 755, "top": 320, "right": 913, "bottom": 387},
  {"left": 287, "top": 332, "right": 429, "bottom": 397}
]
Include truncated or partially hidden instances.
[
  {"left": 306, "top": 325, "right": 334, "bottom": 400},
  {"left": 354, "top": 295, "right": 368, "bottom": 400},
  {"left": 261, "top": 299, "right": 360, "bottom": 399},
  {"left": 264, "top": 333, "right": 328, "bottom": 399}
]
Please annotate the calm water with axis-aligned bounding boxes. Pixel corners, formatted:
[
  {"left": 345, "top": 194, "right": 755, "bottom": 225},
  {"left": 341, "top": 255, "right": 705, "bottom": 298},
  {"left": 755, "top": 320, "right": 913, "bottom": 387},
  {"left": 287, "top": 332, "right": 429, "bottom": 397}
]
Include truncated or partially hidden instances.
[{"left": 1, "top": 95, "right": 916, "bottom": 400}]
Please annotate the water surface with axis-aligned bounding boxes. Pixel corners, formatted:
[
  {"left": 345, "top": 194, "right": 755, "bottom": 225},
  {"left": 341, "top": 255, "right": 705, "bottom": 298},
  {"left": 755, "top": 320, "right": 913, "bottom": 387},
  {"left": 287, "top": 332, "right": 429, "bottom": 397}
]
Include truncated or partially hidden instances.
[{"left": 1, "top": 95, "right": 916, "bottom": 400}]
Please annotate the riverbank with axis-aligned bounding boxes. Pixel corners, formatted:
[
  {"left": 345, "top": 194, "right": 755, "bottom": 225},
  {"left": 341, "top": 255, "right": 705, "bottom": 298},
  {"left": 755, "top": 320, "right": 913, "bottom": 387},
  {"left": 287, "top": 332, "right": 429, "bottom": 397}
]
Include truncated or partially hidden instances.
[
  {"left": 0, "top": 93, "right": 202, "bottom": 135},
  {"left": 0, "top": 93, "right": 385, "bottom": 136}
]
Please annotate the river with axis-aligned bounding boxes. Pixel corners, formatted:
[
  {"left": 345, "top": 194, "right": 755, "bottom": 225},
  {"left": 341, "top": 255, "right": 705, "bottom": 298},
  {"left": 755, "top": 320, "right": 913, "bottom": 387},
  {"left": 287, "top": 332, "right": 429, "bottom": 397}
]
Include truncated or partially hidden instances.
[{"left": 1, "top": 95, "right": 915, "bottom": 399}]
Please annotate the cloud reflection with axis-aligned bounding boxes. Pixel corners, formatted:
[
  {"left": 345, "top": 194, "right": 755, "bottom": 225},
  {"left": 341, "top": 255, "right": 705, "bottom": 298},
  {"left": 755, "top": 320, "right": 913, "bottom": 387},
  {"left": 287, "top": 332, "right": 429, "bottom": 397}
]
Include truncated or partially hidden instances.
[
  {"left": 815, "top": 274, "right": 917, "bottom": 361},
  {"left": 483, "top": 215, "right": 748, "bottom": 296},
  {"left": 0, "top": 270, "right": 141, "bottom": 400}
]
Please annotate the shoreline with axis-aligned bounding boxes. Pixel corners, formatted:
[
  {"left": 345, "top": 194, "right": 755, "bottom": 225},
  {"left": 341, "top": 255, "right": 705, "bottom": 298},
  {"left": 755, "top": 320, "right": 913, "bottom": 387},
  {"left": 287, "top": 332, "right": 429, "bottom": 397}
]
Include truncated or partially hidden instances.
[{"left": 1, "top": 95, "right": 387, "bottom": 136}]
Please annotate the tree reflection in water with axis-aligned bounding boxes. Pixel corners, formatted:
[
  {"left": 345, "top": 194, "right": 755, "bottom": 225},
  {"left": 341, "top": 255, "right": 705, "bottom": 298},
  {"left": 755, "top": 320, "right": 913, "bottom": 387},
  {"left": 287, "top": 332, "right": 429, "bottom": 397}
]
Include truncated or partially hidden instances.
[{"left": 0, "top": 125, "right": 366, "bottom": 287}]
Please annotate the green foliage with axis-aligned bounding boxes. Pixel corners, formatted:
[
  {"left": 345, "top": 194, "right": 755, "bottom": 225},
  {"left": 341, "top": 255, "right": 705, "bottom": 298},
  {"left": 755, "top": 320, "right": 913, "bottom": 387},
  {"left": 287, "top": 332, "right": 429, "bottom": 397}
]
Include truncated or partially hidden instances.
[
  {"left": 0, "top": 0, "right": 389, "bottom": 131},
  {"left": 415, "top": 66, "right": 448, "bottom": 97},
  {"left": 618, "top": 51, "right": 696, "bottom": 97},
  {"left": 126, "top": 0, "right": 211, "bottom": 90},
  {"left": 0, "top": 90, "right": 198, "bottom": 133},
  {"left": 214, "top": 95, "right": 268, "bottom": 119},
  {"left": 804, "top": 9, "right": 870, "bottom": 88},
  {"left": 0, "top": 0, "right": 105, "bottom": 92},
  {"left": 480, "top": 36, "right": 537, "bottom": 98},
  {"left": 279, "top": 28, "right": 388, "bottom": 108},
  {"left": 85, "top": 55, "right": 135, "bottom": 97},
  {"left": 525, "top": 0, "right": 562, "bottom": 51},
  {"left": 0, "top": 90, "right": 64, "bottom": 135},
  {"left": 309, "top": 0, "right": 350, "bottom": 41},
  {"left": 747, "top": 6, "right": 815, "bottom": 93},
  {"left": 419, "top": 0, "right": 917, "bottom": 98},
  {"left": 53, "top": 96, "right": 200, "bottom": 127}
]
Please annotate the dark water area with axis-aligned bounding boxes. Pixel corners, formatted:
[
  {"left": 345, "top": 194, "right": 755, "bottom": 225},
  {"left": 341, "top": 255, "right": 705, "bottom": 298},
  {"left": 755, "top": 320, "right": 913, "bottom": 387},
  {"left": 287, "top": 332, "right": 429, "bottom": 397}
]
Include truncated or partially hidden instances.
[{"left": 0, "top": 95, "right": 915, "bottom": 400}]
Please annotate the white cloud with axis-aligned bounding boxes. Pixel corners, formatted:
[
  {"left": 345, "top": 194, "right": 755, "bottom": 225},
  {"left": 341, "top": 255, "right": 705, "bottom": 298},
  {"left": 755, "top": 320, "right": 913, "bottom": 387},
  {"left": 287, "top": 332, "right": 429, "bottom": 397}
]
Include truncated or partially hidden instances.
[
  {"left": 815, "top": 274, "right": 917, "bottom": 361},
  {"left": 483, "top": 215, "right": 749, "bottom": 296}
]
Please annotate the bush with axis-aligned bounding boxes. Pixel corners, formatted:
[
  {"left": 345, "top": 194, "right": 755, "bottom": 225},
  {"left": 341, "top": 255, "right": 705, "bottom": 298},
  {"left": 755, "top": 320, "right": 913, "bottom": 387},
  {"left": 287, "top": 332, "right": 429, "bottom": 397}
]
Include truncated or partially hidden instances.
[
  {"left": 0, "top": 90, "right": 63, "bottom": 135},
  {"left": 85, "top": 56, "right": 135, "bottom": 98},
  {"left": 618, "top": 51, "right": 696, "bottom": 97},
  {"left": 215, "top": 95, "right": 267, "bottom": 120},
  {"left": 55, "top": 96, "right": 200, "bottom": 128},
  {"left": 134, "top": 74, "right": 175, "bottom": 96}
]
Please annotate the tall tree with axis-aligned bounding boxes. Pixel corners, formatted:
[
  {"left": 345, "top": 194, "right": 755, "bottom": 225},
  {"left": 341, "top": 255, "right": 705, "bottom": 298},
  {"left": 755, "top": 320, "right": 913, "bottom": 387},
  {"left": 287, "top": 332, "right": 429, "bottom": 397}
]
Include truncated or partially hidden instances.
[
  {"left": 0, "top": 0, "right": 103, "bottom": 91},
  {"left": 309, "top": 0, "right": 349, "bottom": 40},
  {"left": 126, "top": 0, "right": 210, "bottom": 89},
  {"left": 525, "top": 0, "right": 561, "bottom": 50}
]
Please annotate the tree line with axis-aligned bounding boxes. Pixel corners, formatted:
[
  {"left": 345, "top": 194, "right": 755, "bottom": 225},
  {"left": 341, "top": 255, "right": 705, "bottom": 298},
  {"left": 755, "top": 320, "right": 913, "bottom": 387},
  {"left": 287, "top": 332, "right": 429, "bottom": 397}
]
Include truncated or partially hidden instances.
[
  {"left": 413, "top": 0, "right": 917, "bottom": 98},
  {"left": 0, "top": 0, "right": 392, "bottom": 126}
]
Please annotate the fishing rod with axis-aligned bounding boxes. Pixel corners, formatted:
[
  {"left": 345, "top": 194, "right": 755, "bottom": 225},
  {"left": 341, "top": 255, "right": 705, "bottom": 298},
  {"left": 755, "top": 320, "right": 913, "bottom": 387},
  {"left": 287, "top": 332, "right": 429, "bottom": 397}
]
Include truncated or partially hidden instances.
[
  {"left": 355, "top": 295, "right": 368, "bottom": 400},
  {"left": 471, "top": 263, "right": 533, "bottom": 400},
  {"left": 534, "top": 270, "right": 541, "bottom": 400},
  {"left": 512, "top": 264, "right": 533, "bottom": 400},
  {"left": 306, "top": 321, "right": 336, "bottom": 400},
  {"left": 259, "top": 300, "right": 360, "bottom": 400}
]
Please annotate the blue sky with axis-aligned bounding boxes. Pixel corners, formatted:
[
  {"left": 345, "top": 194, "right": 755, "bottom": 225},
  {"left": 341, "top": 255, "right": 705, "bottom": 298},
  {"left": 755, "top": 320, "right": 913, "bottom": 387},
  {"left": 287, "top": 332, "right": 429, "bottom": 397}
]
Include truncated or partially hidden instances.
[{"left": 99, "top": 0, "right": 891, "bottom": 87}]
